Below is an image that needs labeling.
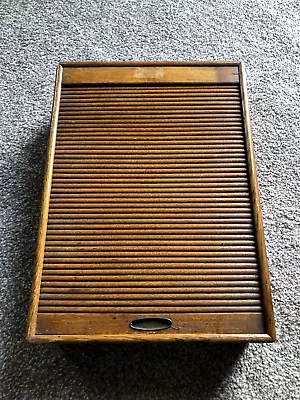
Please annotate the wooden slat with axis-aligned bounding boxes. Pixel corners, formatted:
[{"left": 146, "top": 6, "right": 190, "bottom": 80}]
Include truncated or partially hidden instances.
[
  {"left": 62, "top": 66, "right": 239, "bottom": 84},
  {"left": 38, "top": 306, "right": 263, "bottom": 313},
  {"left": 56, "top": 128, "right": 242, "bottom": 133},
  {"left": 40, "top": 286, "right": 260, "bottom": 294},
  {"left": 40, "top": 280, "right": 260, "bottom": 288}
]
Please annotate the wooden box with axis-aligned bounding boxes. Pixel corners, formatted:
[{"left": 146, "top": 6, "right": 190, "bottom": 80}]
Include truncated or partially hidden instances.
[{"left": 27, "top": 61, "right": 275, "bottom": 343}]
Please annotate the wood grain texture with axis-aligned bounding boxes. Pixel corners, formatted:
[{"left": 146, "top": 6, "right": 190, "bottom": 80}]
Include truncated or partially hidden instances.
[
  {"left": 26, "top": 65, "right": 63, "bottom": 341},
  {"left": 27, "top": 61, "right": 275, "bottom": 343},
  {"left": 35, "top": 313, "right": 264, "bottom": 335},
  {"left": 62, "top": 66, "right": 239, "bottom": 85}
]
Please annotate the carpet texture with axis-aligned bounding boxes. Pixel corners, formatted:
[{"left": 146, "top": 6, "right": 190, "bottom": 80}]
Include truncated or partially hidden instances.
[{"left": 0, "top": 0, "right": 299, "bottom": 399}]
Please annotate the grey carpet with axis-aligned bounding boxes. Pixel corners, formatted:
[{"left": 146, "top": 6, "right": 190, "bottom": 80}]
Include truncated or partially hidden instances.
[{"left": 1, "top": 0, "right": 299, "bottom": 399}]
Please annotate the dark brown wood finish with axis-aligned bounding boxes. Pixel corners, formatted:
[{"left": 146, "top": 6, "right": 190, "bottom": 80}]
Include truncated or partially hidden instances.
[{"left": 27, "top": 61, "right": 275, "bottom": 343}]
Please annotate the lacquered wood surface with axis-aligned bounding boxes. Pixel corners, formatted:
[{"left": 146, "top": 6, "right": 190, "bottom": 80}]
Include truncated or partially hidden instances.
[
  {"left": 62, "top": 66, "right": 239, "bottom": 85},
  {"left": 27, "top": 62, "right": 275, "bottom": 343}
]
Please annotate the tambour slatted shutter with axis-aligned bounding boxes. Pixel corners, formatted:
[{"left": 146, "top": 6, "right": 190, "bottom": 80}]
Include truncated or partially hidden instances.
[{"left": 27, "top": 62, "right": 275, "bottom": 343}]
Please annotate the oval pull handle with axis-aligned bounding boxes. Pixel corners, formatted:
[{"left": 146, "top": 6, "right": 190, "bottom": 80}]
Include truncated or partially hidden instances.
[{"left": 129, "top": 317, "right": 172, "bottom": 331}]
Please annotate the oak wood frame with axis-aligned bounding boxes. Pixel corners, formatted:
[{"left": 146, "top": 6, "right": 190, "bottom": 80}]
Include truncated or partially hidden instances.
[{"left": 27, "top": 61, "right": 275, "bottom": 343}]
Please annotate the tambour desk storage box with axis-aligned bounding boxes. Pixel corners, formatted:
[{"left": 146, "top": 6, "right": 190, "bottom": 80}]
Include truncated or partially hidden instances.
[{"left": 27, "top": 61, "right": 275, "bottom": 343}]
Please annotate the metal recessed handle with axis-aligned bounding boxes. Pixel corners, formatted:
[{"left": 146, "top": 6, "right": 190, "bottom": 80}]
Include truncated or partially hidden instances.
[{"left": 129, "top": 317, "right": 172, "bottom": 331}]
